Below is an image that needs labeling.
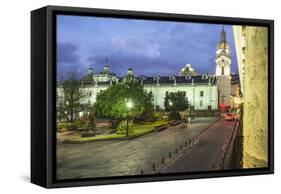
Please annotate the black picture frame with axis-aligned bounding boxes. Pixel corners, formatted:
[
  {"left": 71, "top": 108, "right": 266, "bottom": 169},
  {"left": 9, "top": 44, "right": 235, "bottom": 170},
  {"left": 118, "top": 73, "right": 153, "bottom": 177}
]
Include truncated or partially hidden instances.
[{"left": 31, "top": 5, "right": 274, "bottom": 188}]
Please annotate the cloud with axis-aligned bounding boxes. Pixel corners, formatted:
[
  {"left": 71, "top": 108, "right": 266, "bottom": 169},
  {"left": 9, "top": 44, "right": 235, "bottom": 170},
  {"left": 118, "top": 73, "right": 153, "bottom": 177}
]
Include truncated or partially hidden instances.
[
  {"left": 57, "top": 16, "right": 239, "bottom": 77},
  {"left": 56, "top": 42, "right": 87, "bottom": 77},
  {"left": 90, "top": 52, "right": 178, "bottom": 77},
  {"left": 57, "top": 42, "right": 80, "bottom": 64},
  {"left": 110, "top": 38, "right": 161, "bottom": 59}
]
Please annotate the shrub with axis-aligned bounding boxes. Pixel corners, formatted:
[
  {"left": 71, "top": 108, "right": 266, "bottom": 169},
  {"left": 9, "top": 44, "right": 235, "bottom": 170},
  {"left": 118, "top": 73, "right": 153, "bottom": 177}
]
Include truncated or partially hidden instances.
[
  {"left": 152, "top": 112, "right": 162, "bottom": 120},
  {"left": 57, "top": 122, "right": 78, "bottom": 131},
  {"left": 135, "top": 112, "right": 163, "bottom": 122}
]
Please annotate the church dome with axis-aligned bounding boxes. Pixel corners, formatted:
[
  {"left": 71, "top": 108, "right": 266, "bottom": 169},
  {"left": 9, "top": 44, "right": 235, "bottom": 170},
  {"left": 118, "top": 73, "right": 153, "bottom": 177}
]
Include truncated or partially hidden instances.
[{"left": 179, "top": 64, "right": 197, "bottom": 76}]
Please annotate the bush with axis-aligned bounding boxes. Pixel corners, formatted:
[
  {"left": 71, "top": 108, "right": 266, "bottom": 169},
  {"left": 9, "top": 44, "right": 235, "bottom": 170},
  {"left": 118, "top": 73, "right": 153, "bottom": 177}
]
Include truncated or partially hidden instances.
[
  {"left": 135, "top": 112, "right": 163, "bottom": 122},
  {"left": 57, "top": 122, "right": 78, "bottom": 131},
  {"left": 152, "top": 112, "right": 162, "bottom": 120}
]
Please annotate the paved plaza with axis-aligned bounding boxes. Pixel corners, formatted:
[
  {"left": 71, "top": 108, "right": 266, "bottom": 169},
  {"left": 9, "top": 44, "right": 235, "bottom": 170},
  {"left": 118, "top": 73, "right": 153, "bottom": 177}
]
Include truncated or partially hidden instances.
[{"left": 57, "top": 117, "right": 224, "bottom": 179}]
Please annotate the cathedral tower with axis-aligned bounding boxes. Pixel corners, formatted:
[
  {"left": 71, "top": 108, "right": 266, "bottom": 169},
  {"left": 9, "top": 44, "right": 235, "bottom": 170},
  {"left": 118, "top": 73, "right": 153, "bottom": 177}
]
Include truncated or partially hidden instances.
[{"left": 215, "top": 27, "right": 231, "bottom": 76}]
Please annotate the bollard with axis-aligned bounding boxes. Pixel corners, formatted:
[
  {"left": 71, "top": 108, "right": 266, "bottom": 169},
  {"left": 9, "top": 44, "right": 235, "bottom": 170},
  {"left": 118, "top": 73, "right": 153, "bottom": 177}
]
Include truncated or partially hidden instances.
[
  {"left": 141, "top": 170, "right": 144, "bottom": 175},
  {"left": 162, "top": 157, "right": 165, "bottom": 164},
  {"left": 180, "top": 144, "right": 183, "bottom": 150},
  {"left": 152, "top": 163, "right": 156, "bottom": 171},
  {"left": 175, "top": 148, "right": 178, "bottom": 154},
  {"left": 169, "top": 152, "right": 172, "bottom": 158},
  {"left": 185, "top": 141, "right": 187, "bottom": 146}
]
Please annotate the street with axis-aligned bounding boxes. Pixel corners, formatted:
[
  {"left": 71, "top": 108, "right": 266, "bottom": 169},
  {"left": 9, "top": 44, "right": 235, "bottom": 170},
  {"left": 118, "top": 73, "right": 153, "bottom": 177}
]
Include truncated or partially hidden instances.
[
  {"left": 57, "top": 117, "right": 218, "bottom": 179},
  {"left": 161, "top": 118, "right": 236, "bottom": 173}
]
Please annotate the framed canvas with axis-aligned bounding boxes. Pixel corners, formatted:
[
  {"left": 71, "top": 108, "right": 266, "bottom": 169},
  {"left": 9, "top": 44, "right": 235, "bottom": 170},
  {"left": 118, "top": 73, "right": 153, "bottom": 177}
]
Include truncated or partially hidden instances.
[{"left": 31, "top": 5, "right": 274, "bottom": 188}]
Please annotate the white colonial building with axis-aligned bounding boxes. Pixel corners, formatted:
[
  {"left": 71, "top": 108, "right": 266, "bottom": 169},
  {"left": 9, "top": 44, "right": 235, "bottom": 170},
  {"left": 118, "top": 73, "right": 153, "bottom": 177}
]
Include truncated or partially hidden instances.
[
  {"left": 58, "top": 27, "right": 239, "bottom": 113},
  {"left": 81, "top": 69, "right": 218, "bottom": 110}
]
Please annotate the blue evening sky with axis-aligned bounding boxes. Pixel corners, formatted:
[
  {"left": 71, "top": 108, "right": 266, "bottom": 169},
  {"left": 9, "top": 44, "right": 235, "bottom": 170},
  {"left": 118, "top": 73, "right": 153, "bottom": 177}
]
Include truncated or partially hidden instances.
[{"left": 57, "top": 15, "right": 238, "bottom": 78}]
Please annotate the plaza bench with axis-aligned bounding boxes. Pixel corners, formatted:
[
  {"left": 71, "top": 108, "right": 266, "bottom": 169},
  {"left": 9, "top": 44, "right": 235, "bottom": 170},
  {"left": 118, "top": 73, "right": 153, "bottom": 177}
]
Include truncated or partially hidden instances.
[{"left": 154, "top": 124, "right": 168, "bottom": 132}]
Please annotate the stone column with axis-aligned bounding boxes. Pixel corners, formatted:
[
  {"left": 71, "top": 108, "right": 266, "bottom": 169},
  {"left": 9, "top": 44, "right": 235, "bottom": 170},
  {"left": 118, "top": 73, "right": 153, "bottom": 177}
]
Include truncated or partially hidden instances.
[{"left": 242, "top": 27, "right": 268, "bottom": 168}]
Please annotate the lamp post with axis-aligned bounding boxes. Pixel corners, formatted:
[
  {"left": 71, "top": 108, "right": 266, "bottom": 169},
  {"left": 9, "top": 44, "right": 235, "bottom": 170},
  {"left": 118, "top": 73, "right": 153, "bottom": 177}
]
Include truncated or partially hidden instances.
[
  {"left": 126, "top": 100, "right": 133, "bottom": 137},
  {"left": 169, "top": 101, "right": 173, "bottom": 125},
  {"left": 188, "top": 102, "right": 192, "bottom": 124}
]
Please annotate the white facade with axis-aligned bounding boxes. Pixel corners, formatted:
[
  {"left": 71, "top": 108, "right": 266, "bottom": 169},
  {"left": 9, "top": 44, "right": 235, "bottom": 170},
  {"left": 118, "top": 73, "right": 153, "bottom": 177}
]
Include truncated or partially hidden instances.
[
  {"left": 143, "top": 83, "right": 217, "bottom": 110},
  {"left": 75, "top": 74, "right": 219, "bottom": 111},
  {"left": 215, "top": 56, "right": 231, "bottom": 76}
]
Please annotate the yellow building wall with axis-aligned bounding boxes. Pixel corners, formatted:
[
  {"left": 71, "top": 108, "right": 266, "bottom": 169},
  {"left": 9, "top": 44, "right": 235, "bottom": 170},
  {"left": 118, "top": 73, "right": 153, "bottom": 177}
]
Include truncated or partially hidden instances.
[{"left": 233, "top": 26, "right": 268, "bottom": 168}]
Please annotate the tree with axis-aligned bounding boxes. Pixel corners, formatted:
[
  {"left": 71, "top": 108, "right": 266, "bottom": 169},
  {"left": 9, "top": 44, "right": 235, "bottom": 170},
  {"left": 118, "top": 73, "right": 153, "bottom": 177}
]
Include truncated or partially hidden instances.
[
  {"left": 58, "top": 71, "right": 89, "bottom": 122},
  {"left": 164, "top": 91, "right": 189, "bottom": 112},
  {"left": 94, "top": 82, "right": 154, "bottom": 128},
  {"left": 143, "top": 91, "right": 154, "bottom": 116}
]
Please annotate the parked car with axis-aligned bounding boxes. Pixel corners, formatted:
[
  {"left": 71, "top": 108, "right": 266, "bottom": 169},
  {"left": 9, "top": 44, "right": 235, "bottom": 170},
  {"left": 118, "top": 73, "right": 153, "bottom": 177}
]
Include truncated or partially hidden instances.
[{"left": 224, "top": 113, "right": 235, "bottom": 121}]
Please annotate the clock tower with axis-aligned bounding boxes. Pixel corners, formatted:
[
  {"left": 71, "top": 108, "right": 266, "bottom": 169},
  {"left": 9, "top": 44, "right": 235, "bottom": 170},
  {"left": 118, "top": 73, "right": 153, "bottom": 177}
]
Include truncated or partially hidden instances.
[
  {"left": 215, "top": 27, "right": 231, "bottom": 76},
  {"left": 215, "top": 27, "right": 232, "bottom": 109}
]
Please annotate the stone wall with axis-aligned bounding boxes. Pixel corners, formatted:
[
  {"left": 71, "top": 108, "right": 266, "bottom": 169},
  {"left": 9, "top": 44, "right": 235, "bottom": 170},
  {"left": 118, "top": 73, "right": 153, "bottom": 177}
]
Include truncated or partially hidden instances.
[{"left": 233, "top": 26, "right": 268, "bottom": 168}]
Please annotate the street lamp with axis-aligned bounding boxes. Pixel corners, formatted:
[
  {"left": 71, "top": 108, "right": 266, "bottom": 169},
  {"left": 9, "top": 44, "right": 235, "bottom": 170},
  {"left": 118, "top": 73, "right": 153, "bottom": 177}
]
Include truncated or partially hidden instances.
[
  {"left": 188, "top": 102, "right": 192, "bottom": 124},
  {"left": 126, "top": 99, "right": 133, "bottom": 137},
  {"left": 169, "top": 101, "right": 173, "bottom": 106},
  {"left": 126, "top": 100, "right": 133, "bottom": 110},
  {"left": 168, "top": 100, "right": 173, "bottom": 124}
]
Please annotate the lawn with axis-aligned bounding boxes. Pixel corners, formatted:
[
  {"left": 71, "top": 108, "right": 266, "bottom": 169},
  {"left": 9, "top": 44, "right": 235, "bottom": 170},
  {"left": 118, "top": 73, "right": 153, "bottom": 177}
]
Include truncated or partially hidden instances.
[{"left": 63, "top": 120, "right": 168, "bottom": 144}]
